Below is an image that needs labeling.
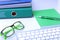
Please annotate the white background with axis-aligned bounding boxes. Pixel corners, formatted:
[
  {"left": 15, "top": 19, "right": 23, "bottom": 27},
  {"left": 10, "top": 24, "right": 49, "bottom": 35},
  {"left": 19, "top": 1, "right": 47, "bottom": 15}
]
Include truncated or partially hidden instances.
[{"left": 32, "top": 0, "right": 57, "bottom": 10}]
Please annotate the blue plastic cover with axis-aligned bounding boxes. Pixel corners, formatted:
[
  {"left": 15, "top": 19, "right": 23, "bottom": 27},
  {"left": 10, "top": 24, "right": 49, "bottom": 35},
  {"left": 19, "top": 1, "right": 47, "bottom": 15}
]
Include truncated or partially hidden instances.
[{"left": 0, "top": 0, "right": 31, "bottom": 5}]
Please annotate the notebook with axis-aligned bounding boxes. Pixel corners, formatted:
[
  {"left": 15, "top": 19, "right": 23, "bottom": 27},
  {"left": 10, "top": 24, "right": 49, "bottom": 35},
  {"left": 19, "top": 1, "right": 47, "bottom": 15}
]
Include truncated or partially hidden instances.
[{"left": 33, "top": 9, "right": 60, "bottom": 27}]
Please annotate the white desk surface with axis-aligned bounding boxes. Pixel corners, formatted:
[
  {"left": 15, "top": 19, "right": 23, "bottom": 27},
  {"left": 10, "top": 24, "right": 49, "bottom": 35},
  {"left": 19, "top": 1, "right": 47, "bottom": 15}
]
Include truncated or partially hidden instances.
[
  {"left": 0, "top": 17, "right": 40, "bottom": 32},
  {"left": 0, "top": 17, "right": 41, "bottom": 40}
]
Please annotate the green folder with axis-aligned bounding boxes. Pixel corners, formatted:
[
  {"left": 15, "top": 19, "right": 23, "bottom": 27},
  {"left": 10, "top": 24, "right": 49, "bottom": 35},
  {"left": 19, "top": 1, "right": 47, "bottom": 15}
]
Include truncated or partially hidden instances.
[
  {"left": 33, "top": 9, "right": 60, "bottom": 27},
  {"left": 0, "top": 7, "right": 33, "bottom": 19}
]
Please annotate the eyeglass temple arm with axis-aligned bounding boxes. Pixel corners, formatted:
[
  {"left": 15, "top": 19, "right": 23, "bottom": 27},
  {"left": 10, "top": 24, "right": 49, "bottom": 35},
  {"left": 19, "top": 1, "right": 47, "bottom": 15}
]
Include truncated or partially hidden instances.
[
  {"left": 0, "top": 33, "right": 6, "bottom": 40},
  {"left": 1, "top": 28, "right": 14, "bottom": 40}
]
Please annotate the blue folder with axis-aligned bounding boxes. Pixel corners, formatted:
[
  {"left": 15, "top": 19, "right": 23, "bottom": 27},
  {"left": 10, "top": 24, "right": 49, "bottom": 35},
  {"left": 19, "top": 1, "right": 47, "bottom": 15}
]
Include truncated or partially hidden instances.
[{"left": 0, "top": 0, "right": 31, "bottom": 5}]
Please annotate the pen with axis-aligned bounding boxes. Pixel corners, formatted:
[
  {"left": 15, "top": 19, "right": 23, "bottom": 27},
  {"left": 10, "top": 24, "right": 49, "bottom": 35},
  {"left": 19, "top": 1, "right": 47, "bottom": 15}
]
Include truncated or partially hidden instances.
[{"left": 38, "top": 16, "right": 60, "bottom": 21}]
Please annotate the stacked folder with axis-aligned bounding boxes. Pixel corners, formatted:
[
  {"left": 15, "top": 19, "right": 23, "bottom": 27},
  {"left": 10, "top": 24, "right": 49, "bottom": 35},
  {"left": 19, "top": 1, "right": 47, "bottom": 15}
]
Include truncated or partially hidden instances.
[{"left": 0, "top": 0, "right": 33, "bottom": 18}]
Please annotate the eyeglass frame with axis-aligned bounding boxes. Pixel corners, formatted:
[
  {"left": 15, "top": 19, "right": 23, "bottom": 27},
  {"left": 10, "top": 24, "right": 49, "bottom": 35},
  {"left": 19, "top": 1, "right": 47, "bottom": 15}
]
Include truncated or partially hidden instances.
[{"left": 1, "top": 21, "right": 24, "bottom": 38}]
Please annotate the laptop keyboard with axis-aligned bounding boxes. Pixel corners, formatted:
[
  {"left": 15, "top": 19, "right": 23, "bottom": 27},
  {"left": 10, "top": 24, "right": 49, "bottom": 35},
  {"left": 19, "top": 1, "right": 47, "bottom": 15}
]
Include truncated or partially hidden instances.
[{"left": 16, "top": 26, "right": 60, "bottom": 40}]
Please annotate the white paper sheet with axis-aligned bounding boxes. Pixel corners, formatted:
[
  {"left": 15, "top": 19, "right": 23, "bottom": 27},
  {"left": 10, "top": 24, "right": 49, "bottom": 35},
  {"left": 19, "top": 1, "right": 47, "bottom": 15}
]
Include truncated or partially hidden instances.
[{"left": 0, "top": 17, "right": 40, "bottom": 32}]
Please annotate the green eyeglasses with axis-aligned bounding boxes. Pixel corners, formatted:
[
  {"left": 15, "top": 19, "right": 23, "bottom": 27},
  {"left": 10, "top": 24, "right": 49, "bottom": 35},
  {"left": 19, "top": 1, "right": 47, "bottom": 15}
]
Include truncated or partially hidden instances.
[{"left": 1, "top": 21, "right": 24, "bottom": 40}]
